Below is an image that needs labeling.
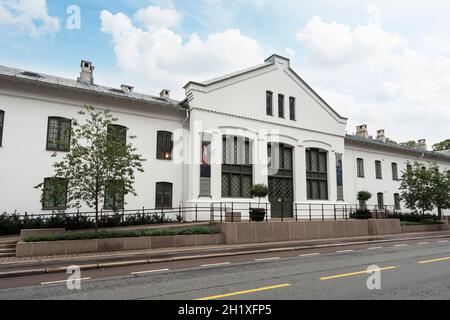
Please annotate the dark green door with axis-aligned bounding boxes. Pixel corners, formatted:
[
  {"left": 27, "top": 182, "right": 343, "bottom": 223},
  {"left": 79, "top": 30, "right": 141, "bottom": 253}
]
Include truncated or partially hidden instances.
[
  {"left": 269, "top": 177, "right": 293, "bottom": 218},
  {"left": 268, "top": 143, "right": 294, "bottom": 219}
]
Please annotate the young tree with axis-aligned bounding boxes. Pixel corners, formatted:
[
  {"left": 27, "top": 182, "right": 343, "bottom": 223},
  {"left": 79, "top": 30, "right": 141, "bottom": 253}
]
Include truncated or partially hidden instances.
[
  {"left": 399, "top": 162, "right": 434, "bottom": 217},
  {"left": 36, "top": 106, "right": 145, "bottom": 231},
  {"left": 433, "top": 139, "right": 450, "bottom": 151},
  {"left": 429, "top": 164, "right": 450, "bottom": 219}
]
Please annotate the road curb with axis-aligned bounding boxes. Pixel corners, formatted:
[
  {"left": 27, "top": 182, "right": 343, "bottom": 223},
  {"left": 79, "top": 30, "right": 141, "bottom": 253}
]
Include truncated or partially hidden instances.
[{"left": 1, "top": 233, "right": 449, "bottom": 279}]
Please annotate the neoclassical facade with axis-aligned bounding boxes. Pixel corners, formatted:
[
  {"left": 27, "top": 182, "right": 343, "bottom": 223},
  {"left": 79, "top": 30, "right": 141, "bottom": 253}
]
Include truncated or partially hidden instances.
[{"left": 0, "top": 55, "right": 449, "bottom": 218}]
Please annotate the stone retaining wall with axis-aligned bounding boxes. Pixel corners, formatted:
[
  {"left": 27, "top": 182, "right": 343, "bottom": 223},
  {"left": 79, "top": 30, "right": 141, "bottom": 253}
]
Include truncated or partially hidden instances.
[
  {"left": 401, "top": 224, "right": 450, "bottom": 233},
  {"left": 214, "top": 219, "right": 401, "bottom": 245},
  {"left": 16, "top": 233, "right": 225, "bottom": 257}
]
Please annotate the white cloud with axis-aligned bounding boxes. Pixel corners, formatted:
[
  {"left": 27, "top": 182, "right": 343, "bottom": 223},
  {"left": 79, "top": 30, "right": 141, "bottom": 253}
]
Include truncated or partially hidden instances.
[
  {"left": 0, "top": 0, "right": 59, "bottom": 37},
  {"left": 296, "top": 13, "right": 450, "bottom": 145},
  {"left": 100, "top": 6, "right": 265, "bottom": 98},
  {"left": 134, "top": 6, "right": 182, "bottom": 29}
]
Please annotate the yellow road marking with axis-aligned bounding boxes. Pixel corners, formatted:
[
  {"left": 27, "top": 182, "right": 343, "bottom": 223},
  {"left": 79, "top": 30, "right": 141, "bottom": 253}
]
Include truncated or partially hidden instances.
[
  {"left": 320, "top": 266, "right": 398, "bottom": 281},
  {"left": 419, "top": 256, "right": 450, "bottom": 264},
  {"left": 195, "top": 284, "right": 291, "bottom": 301}
]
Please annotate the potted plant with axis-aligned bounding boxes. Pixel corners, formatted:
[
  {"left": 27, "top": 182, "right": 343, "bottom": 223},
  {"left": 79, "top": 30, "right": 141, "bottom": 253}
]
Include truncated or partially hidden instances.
[
  {"left": 250, "top": 184, "right": 269, "bottom": 222},
  {"left": 356, "top": 191, "right": 372, "bottom": 219}
]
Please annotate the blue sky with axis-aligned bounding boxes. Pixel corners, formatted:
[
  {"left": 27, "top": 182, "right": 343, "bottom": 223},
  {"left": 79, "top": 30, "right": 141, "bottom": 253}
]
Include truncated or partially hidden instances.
[{"left": 1, "top": 0, "right": 450, "bottom": 145}]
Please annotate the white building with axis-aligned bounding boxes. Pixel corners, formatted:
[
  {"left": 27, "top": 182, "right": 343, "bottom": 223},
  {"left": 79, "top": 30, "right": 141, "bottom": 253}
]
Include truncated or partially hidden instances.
[{"left": 0, "top": 55, "right": 449, "bottom": 219}]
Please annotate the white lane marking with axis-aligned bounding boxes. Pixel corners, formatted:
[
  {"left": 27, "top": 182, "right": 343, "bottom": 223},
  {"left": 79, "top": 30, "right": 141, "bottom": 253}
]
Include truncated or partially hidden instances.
[
  {"left": 41, "top": 277, "right": 91, "bottom": 285},
  {"left": 395, "top": 244, "right": 408, "bottom": 247},
  {"left": 255, "top": 257, "right": 280, "bottom": 262},
  {"left": 437, "top": 240, "right": 449, "bottom": 243},
  {"left": 201, "top": 262, "right": 231, "bottom": 268},
  {"left": 418, "top": 242, "right": 429, "bottom": 245},
  {"left": 367, "top": 247, "right": 383, "bottom": 250},
  {"left": 131, "top": 268, "right": 170, "bottom": 275},
  {"left": 300, "top": 253, "right": 320, "bottom": 257},
  {"left": 336, "top": 250, "right": 353, "bottom": 253}
]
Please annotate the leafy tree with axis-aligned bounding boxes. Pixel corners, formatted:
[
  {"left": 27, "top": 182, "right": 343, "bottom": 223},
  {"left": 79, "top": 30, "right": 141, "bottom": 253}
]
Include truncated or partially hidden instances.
[
  {"left": 36, "top": 106, "right": 145, "bottom": 231},
  {"left": 433, "top": 139, "right": 450, "bottom": 151},
  {"left": 429, "top": 164, "right": 450, "bottom": 219},
  {"left": 399, "top": 162, "right": 436, "bottom": 217},
  {"left": 402, "top": 141, "right": 418, "bottom": 148}
]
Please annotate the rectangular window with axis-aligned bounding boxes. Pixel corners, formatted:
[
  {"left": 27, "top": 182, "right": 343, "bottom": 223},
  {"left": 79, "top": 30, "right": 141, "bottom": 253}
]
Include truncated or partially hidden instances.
[
  {"left": 375, "top": 161, "right": 383, "bottom": 179},
  {"left": 377, "top": 193, "right": 384, "bottom": 210},
  {"left": 289, "top": 97, "right": 296, "bottom": 121},
  {"left": 104, "top": 180, "right": 125, "bottom": 210},
  {"left": 266, "top": 91, "right": 273, "bottom": 116},
  {"left": 200, "top": 133, "right": 212, "bottom": 197},
  {"left": 278, "top": 94, "right": 285, "bottom": 118},
  {"left": 107, "top": 124, "right": 127, "bottom": 146},
  {"left": 306, "top": 148, "right": 328, "bottom": 200},
  {"left": 222, "top": 136, "right": 253, "bottom": 198},
  {"left": 357, "top": 158, "right": 365, "bottom": 178},
  {"left": 392, "top": 163, "right": 399, "bottom": 181},
  {"left": 394, "top": 193, "right": 401, "bottom": 210},
  {"left": 46, "top": 117, "right": 71, "bottom": 151},
  {"left": 336, "top": 153, "right": 344, "bottom": 201},
  {"left": 407, "top": 164, "right": 413, "bottom": 173},
  {"left": 0, "top": 110, "right": 4, "bottom": 147},
  {"left": 156, "top": 182, "right": 173, "bottom": 209},
  {"left": 157, "top": 131, "right": 173, "bottom": 160},
  {"left": 42, "top": 178, "right": 67, "bottom": 210}
]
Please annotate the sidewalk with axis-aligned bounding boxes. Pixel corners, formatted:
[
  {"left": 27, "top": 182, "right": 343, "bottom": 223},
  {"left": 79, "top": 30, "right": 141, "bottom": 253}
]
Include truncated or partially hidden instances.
[{"left": 1, "top": 230, "right": 450, "bottom": 278}]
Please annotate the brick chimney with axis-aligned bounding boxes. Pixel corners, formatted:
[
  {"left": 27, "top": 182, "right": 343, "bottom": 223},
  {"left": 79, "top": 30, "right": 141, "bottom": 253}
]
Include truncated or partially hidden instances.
[
  {"left": 121, "top": 84, "right": 134, "bottom": 93},
  {"left": 417, "top": 139, "right": 427, "bottom": 151},
  {"left": 356, "top": 125, "right": 368, "bottom": 139},
  {"left": 376, "top": 129, "right": 386, "bottom": 143},
  {"left": 160, "top": 89, "right": 170, "bottom": 99},
  {"left": 77, "top": 60, "right": 94, "bottom": 85}
]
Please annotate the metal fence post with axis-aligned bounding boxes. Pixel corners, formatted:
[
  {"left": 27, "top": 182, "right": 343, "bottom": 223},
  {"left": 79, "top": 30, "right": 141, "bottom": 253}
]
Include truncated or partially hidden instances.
[
  {"left": 334, "top": 204, "right": 337, "bottom": 221},
  {"left": 195, "top": 204, "right": 198, "bottom": 222},
  {"left": 345, "top": 204, "right": 348, "bottom": 220},
  {"left": 266, "top": 202, "right": 268, "bottom": 222},
  {"left": 309, "top": 204, "right": 312, "bottom": 221},
  {"left": 220, "top": 202, "right": 223, "bottom": 222},
  {"left": 322, "top": 204, "right": 324, "bottom": 221},
  {"left": 295, "top": 203, "right": 298, "bottom": 221}
]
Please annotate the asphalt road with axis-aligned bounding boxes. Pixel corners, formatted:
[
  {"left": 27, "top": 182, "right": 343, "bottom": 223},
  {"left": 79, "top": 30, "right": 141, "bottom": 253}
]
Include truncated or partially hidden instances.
[{"left": 0, "top": 236, "right": 450, "bottom": 300}]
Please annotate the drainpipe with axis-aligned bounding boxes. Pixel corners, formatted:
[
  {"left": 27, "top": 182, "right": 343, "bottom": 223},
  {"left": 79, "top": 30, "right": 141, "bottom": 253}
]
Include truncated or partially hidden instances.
[{"left": 180, "top": 106, "right": 191, "bottom": 213}]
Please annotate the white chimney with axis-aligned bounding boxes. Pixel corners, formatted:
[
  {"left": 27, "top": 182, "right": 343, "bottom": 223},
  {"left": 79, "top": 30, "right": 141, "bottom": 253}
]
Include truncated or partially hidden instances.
[
  {"left": 121, "top": 84, "right": 134, "bottom": 93},
  {"left": 160, "top": 89, "right": 170, "bottom": 99},
  {"left": 356, "top": 125, "right": 368, "bottom": 139},
  {"left": 417, "top": 139, "right": 427, "bottom": 151},
  {"left": 376, "top": 129, "right": 386, "bottom": 143},
  {"left": 77, "top": 60, "right": 94, "bottom": 85}
]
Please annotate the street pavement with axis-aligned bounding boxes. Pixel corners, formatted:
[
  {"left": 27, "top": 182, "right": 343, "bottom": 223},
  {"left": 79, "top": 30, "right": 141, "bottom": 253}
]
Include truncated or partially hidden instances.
[{"left": 0, "top": 235, "right": 449, "bottom": 300}]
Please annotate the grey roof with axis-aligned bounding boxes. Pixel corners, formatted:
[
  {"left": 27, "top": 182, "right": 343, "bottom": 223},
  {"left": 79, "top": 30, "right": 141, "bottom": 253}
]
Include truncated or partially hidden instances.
[
  {"left": 346, "top": 134, "right": 450, "bottom": 162},
  {"left": 0, "top": 65, "right": 184, "bottom": 109}
]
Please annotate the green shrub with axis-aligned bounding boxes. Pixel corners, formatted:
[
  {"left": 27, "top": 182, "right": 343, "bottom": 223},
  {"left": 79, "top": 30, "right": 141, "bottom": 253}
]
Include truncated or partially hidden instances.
[
  {"left": 0, "top": 211, "right": 176, "bottom": 236},
  {"left": 24, "top": 226, "right": 220, "bottom": 242}
]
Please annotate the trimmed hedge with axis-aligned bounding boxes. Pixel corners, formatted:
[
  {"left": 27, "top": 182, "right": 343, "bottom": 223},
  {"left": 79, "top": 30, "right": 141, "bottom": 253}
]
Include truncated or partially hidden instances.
[
  {"left": 24, "top": 226, "right": 220, "bottom": 242},
  {"left": 0, "top": 211, "right": 175, "bottom": 236}
]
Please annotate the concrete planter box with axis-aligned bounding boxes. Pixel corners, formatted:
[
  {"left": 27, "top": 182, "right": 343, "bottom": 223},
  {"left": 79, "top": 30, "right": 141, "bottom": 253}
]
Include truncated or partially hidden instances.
[{"left": 16, "top": 233, "right": 225, "bottom": 258}]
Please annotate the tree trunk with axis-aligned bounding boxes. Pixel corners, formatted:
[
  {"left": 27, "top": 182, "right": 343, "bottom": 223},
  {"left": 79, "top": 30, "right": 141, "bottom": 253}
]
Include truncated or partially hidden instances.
[{"left": 438, "top": 207, "right": 442, "bottom": 220}]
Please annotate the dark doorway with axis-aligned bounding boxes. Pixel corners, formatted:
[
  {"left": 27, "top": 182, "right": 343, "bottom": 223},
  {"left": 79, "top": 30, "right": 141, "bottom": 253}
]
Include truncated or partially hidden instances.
[{"left": 268, "top": 143, "right": 294, "bottom": 218}]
